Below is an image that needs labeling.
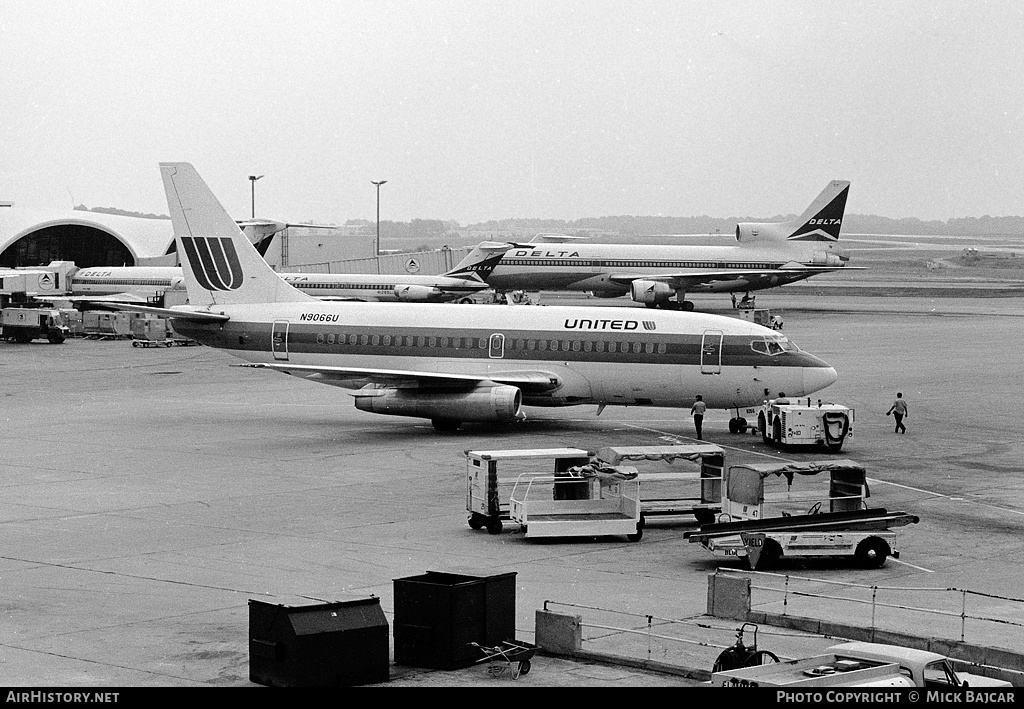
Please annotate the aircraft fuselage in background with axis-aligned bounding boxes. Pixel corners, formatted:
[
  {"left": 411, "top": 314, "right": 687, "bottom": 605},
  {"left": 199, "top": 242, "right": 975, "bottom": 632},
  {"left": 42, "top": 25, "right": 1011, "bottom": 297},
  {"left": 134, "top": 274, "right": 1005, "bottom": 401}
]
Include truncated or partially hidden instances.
[
  {"left": 69, "top": 265, "right": 488, "bottom": 303},
  {"left": 485, "top": 241, "right": 846, "bottom": 296}
]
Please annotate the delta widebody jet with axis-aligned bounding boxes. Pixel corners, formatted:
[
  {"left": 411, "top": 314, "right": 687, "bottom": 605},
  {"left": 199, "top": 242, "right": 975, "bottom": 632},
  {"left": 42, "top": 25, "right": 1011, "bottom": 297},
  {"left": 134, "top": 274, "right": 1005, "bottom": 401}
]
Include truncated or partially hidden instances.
[
  {"left": 106, "top": 162, "right": 838, "bottom": 432},
  {"left": 479, "top": 180, "right": 856, "bottom": 311}
]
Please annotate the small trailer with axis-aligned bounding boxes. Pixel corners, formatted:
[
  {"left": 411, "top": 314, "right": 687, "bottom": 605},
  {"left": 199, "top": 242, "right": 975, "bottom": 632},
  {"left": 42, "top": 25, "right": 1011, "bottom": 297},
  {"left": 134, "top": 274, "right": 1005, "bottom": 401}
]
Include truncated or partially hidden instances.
[
  {"left": 684, "top": 460, "right": 919, "bottom": 569},
  {"left": 758, "top": 397, "right": 854, "bottom": 452},
  {"left": 465, "top": 448, "right": 593, "bottom": 534},
  {"left": 508, "top": 463, "right": 643, "bottom": 541},
  {"left": 592, "top": 444, "right": 724, "bottom": 525}
]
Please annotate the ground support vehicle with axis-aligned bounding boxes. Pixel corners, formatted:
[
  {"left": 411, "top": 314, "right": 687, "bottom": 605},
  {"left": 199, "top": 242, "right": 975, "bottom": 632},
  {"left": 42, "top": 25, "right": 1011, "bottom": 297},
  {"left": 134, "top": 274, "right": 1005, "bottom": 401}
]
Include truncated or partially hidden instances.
[
  {"left": 684, "top": 460, "right": 919, "bottom": 569},
  {"left": 759, "top": 397, "right": 854, "bottom": 452},
  {"left": 824, "top": 642, "right": 1012, "bottom": 688},
  {"left": 736, "top": 307, "right": 773, "bottom": 328},
  {"left": 465, "top": 448, "right": 593, "bottom": 534},
  {"left": 508, "top": 464, "right": 643, "bottom": 541},
  {"left": 1, "top": 307, "right": 70, "bottom": 343},
  {"left": 592, "top": 444, "right": 724, "bottom": 525},
  {"left": 711, "top": 641, "right": 1011, "bottom": 688},
  {"left": 712, "top": 652, "right": 913, "bottom": 688}
]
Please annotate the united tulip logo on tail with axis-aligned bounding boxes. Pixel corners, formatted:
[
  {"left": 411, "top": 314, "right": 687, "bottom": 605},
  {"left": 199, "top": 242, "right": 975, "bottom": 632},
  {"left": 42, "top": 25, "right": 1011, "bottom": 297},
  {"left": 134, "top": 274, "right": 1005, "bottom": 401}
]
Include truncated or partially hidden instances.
[{"left": 181, "top": 236, "right": 244, "bottom": 291}]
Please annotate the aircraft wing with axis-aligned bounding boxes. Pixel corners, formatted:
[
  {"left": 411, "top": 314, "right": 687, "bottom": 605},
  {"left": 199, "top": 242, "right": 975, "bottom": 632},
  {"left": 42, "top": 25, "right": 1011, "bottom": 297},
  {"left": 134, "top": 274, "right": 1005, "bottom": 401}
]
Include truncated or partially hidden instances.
[
  {"left": 237, "top": 362, "right": 561, "bottom": 392},
  {"left": 80, "top": 301, "right": 230, "bottom": 322}
]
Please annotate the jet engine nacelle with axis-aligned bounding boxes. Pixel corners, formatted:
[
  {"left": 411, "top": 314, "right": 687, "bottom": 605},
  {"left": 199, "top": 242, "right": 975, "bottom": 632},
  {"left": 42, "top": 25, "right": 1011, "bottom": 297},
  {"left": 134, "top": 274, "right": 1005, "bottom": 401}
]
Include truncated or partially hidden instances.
[
  {"left": 394, "top": 284, "right": 442, "bottom": 301},
  {"left": 735, "top": 223, "right": 789, "bottom": 243},
  {"left": 353, "top": 385, "right": 523, "bottom": 422},
  {"left": 808, "top": 251, "right": 843, "bottom": 267},
  {"left": 630, "top": 279, "right": 675, "bottom": 304}
]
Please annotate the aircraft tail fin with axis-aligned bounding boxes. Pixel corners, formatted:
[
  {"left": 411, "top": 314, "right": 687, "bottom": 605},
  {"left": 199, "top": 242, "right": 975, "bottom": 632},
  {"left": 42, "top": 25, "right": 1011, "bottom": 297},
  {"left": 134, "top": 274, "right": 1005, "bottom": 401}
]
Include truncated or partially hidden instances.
[
  {"left": 444, "top": 241, "right": 518, "bottom": 281},
  {"left": 735, "top": 180, "right": 850, "bottom": 243},
  {"left": 160, "top": 163, "right": 314, "bottom": 307}
]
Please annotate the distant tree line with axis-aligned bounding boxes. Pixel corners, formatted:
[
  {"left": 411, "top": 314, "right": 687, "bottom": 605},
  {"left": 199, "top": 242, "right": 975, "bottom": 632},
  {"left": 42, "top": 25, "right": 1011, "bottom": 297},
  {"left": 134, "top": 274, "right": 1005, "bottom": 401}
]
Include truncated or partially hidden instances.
[
  {"left": 75, "top": 205, "right": 170, "bottom": 220},
  {"left": 74, "top": 205, "right": 1024, "bottom": 237}
]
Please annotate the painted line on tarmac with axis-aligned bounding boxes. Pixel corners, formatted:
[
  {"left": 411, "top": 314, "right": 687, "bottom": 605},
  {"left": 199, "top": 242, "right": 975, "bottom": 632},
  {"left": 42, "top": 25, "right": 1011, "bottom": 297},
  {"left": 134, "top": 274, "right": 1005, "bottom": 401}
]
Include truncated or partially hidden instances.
[
  {"left": 886, "top": 557, "right": 934, "bottom": 573},
  {"left": 867, "top": 478, "right": 1024, "bottom": 517}
]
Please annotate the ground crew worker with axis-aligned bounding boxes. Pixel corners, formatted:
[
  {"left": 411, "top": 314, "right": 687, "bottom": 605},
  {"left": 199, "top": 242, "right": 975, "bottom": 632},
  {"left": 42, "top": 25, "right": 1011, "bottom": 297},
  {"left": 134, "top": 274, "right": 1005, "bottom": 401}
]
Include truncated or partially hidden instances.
[
  {"left": 690, "top": 395, "right": 707, "bottom": 440},
  {"left": 887, "top": 392, "right": 908, "bottom": 434}
]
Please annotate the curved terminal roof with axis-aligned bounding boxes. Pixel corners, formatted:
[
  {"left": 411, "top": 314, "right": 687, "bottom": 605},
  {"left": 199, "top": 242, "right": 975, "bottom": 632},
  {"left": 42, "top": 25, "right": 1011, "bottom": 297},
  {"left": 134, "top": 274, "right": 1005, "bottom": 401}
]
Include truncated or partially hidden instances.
[{"left": 0, "top": 205, "right": 174, "bottom": 268}]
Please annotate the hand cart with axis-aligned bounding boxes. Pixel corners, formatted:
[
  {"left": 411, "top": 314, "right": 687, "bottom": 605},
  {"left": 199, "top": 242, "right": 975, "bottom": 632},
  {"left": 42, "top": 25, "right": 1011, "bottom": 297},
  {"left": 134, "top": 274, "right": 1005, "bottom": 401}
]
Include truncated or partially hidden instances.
[{"left": 469, "top": 640, "right": 537, "bottom": 680}]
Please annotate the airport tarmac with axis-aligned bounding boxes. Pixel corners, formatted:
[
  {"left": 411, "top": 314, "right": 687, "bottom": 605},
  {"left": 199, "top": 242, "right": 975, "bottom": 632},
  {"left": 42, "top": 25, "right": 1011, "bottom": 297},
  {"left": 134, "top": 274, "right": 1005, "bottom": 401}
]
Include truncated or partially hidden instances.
[{"left": 2, "top": 289, "right": 1023, "bottom": 688}]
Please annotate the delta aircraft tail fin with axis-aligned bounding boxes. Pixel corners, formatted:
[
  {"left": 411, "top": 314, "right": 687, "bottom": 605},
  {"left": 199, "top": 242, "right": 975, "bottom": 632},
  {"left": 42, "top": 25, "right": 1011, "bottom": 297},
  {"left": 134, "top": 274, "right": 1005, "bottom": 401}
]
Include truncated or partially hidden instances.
[
  {"left": 444, "top": 241, "right": 519, "bottom": 282},
  {"left": 735, "top": 180, "right": 850, "bottom": 243}
]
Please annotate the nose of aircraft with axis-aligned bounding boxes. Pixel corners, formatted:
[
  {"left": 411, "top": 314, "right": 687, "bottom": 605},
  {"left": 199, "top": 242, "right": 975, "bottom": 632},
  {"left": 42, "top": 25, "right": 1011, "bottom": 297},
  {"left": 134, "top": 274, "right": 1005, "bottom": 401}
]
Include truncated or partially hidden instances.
[{"left": 804, "top": 365, "right": 838, "bottom": 394}]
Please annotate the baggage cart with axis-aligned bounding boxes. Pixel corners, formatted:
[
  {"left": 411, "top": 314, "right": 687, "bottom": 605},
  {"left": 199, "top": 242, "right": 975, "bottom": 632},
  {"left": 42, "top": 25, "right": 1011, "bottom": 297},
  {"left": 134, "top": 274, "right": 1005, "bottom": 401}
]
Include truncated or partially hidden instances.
[
  {"left": 465, "top": 448, "right": 592, "bottom": 534},
  {"left": 508, "top": 464, "right": 643, "bottom": 541},
  {"left": 593, "top": 444, "right": 724, "bottom": 525}
]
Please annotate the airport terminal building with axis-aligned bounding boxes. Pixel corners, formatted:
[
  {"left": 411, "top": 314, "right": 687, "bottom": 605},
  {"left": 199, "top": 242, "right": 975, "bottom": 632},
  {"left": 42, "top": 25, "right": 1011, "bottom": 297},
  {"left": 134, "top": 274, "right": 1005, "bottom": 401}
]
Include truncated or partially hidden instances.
[{"left": 0, "top": 202, "right": 177, "bottom": 268}]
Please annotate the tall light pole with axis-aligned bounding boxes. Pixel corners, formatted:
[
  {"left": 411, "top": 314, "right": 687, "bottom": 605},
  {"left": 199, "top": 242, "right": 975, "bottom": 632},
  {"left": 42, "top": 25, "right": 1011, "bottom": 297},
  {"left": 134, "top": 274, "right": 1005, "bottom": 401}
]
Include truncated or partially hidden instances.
[
  {"left": 371, "top": 180, "right": 387, "bottom": 260},
  {"left": 249, "top": 174, "right": 264, "bottom": 219}
]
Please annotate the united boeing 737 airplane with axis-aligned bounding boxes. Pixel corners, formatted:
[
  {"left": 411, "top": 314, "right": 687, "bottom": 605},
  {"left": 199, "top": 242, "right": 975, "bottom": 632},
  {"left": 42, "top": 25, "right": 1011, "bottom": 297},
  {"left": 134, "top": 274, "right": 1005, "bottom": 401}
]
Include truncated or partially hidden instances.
[
  {"left": 478, "top": 180, "right": 856, "bottom": 310},
  {"left": 100, "top": 162, "right": 838, "bottom": 432}
]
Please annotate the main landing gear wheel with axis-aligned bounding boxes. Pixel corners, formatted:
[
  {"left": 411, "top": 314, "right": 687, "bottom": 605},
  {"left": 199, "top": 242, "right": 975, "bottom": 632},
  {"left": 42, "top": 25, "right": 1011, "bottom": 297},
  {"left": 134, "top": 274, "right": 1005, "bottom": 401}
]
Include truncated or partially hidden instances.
[{"left": 728, "top": 417, "right": 749, "bottom": 434}]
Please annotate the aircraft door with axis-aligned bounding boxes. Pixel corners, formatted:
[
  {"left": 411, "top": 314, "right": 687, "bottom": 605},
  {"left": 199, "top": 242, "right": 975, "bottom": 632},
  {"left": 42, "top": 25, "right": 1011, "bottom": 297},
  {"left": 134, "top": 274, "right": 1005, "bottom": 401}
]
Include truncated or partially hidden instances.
[
  {"left": 700, "top": 330, "right": 723, "bottom": 374},
  {"left": 272, "top": 320, "right": 289, "bottom": 361},
  {"left": 488, "top": 333, "right": 505, "bottom": 359}
]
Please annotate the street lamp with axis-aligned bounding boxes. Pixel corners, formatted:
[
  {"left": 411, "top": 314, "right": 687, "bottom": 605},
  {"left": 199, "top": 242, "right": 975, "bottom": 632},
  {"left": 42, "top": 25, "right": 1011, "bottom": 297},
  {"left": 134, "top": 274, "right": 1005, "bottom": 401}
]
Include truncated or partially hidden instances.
[
  {"left": 249, "top": 175, "right": 264, "bottom": 219},
  {"left": 371, "top": 180, "right": 387, "bottom": 260}
]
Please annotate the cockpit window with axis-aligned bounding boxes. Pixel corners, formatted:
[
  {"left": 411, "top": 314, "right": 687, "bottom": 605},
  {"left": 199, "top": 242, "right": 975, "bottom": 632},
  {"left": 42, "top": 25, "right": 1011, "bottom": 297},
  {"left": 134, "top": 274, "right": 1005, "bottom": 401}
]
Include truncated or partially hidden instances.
[{"left": 751, "top": 335, "right": 801, "bottom": 356}]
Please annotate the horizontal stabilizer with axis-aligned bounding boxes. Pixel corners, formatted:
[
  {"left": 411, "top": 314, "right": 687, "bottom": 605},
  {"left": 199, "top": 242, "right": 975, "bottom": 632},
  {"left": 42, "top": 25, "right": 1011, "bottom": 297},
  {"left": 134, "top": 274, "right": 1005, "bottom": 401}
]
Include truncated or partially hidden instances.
[{"left": 83, "top": 301, "right": 230, "bottom": 322}]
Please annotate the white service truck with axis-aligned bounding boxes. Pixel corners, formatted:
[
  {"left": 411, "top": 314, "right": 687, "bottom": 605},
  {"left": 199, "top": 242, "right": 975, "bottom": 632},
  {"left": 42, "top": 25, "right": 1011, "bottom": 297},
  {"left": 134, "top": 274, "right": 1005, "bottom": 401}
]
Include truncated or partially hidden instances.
[
  {"left": 1, "top": 307, "right": 70, "bottom": 344},
  {"left": 711, "top": 641, "right": 1012, "bottom": 688},
  {"left": 759, "top": 397, "right": 853, "bottom": 452}
]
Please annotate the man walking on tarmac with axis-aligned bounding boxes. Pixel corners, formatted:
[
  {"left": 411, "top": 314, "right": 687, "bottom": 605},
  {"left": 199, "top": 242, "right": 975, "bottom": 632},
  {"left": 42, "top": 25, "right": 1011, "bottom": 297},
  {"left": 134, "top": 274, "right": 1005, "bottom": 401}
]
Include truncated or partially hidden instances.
[
  {"left": 691, "top": 395, "right": 707, "bottom": 440},
  {"left": 887, "top": 393, "right": 908, "bottom": 434}
]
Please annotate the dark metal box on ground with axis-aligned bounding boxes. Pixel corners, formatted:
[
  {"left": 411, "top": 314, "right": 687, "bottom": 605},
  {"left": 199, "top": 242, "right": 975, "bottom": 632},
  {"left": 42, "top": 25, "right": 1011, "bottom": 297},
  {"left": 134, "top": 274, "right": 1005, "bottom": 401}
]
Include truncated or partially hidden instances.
[
  {"left": 393, "top": 570, "right": 517, "bottom": 670},
  {"left": 248, "top": 597, "right": 389, "bottom": 687}
]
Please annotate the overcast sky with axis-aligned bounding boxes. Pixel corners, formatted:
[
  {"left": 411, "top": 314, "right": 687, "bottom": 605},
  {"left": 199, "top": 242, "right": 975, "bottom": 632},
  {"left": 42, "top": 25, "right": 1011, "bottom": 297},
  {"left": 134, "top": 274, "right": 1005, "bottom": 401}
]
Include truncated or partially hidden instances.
[{"left": 2, "top": 1, "right": 1022, "bottom": 225}]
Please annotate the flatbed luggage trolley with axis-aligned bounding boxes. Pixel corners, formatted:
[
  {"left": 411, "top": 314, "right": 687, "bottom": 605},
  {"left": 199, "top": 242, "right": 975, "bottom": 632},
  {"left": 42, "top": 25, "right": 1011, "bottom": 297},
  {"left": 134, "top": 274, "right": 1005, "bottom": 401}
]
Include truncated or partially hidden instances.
[
  {"left": 465, "top": 448, "right": 593, "bottom": 534},
  {"left": 470, "top": 640, "right": 538, "bottom": 680},
  {"left": 508, "top": 463, "right": 644, "bottom": 541},
  {"left": 592, "top": 444, "right": 725, "bottom": 526}
]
